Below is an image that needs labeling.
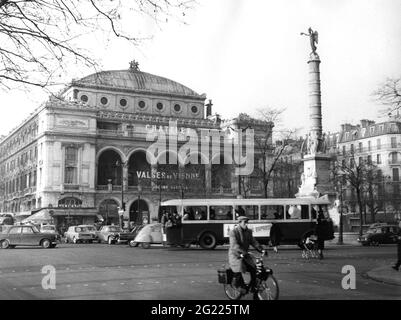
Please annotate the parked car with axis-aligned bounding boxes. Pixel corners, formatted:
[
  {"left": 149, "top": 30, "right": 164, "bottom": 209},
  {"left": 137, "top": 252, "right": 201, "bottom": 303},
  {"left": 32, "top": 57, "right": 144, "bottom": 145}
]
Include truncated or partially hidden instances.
[
  {"left": 118, "top": 224, "right": 144, "bottom": 246},
  {"left": 358, "top": 224, "right": 400, "bottom": 246},
  {"left": 130, "top": 223, "right": 164, "bottom": 249},
  {"left": 77, "top": 225, "right": 99, "bottom": 242},
  {"left": 96, "top": 225, "right": 131, "bottom": 244},
  {"left": 64, "top": 226, "right": 96, "bottom": 244},
  {"left": 0, "top": 225, "right": 58, "bottom": 249},
  {"left": 0, "top": 214, "right": 14, "bottom": 226},
  {"left": 40, "top": 224, "right": 60, "bottom": 240}
]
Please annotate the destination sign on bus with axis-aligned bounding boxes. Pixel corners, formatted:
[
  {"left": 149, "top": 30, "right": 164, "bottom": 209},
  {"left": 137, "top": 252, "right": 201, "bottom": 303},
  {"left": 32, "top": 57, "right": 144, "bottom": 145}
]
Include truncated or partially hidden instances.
[{"left": 223, "top": 223, "right": 272, "bottom": 238}]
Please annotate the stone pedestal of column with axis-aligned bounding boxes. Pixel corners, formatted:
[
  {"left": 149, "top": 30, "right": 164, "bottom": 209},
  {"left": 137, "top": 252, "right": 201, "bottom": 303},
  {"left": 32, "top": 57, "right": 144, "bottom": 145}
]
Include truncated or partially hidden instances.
[{"left": 296, "top": 154, "right": 336, "bottom": 201}]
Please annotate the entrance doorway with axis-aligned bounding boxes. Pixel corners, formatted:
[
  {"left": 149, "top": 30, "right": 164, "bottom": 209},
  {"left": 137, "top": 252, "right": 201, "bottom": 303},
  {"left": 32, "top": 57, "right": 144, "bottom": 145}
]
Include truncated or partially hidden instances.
[{"left": 129, "top": 199, "right": 149, "bottom": 225}]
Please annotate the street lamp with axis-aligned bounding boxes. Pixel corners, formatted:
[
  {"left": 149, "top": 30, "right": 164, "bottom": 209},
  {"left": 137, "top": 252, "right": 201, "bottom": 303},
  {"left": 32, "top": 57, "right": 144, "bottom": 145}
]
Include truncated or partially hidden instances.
[
  {"left": 137, "top": 184, "right": 142, "bottom": 224},
  {"left": 336, "top": 182, "right": 345, "bottom": 245},
  {"left": 107, "top": 179, "right": 112, "bottom": 225},
  {"left": 115, "top": 160, "right": 126, "bottom": 229}
]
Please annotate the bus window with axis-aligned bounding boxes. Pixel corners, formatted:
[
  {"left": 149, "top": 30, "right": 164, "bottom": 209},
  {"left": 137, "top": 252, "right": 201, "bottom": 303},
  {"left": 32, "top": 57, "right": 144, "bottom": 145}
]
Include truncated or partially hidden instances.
[
  {"left": 243, "top": 205, "right": 258, "bottom": 220},
  {"left": 318, "top": 205, "right": 329, "bottom": 218},
  {"left": 287, "top": 205, "right": 302, "bottom": 219},
  {"left": 260, "top": 205, "right": 284, "bottom": 220},
  {"left": 301, "top": 205, "right": 309, "bottom": 219},
  {"left": 183, "top": 206, "right": 207, "bottom": 220},
  {"left": 159, "top": 205, "right": 180, "bottom": 221},
  {"left": 211, "top": 206, "right": 234, "bottom": 220},
  {"left": 287, "top": 205, "right": 309, "bottom": 219},
  {"left": 311, "top": 205, "right": 318, "bottom": 219},
  {"left": 235, "top": 205, "right": 245, "bottom": 218}
]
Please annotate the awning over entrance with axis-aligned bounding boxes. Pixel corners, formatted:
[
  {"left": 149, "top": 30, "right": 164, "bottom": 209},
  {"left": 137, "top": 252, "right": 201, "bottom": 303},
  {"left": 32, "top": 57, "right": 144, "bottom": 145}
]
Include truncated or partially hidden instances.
[
  {"left": 21, "top": 210, "right": 52, "bottom": 224},
  {"left": 21, "top": 208, "right": 99, "bottom": 223},
  {"left": 14, "top": 211, "right": 34, "bottom": 222}
]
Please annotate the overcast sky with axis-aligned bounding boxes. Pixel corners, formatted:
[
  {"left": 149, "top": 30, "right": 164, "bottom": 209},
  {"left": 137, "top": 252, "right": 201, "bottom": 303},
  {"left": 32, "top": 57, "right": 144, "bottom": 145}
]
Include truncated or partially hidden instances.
[{"left": 0, "top": 0, "right": 400, "bottom": 137}]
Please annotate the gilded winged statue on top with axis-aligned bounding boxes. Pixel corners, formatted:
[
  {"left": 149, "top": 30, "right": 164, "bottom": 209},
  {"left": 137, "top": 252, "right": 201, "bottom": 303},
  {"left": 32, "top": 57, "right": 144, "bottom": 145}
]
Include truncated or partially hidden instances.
[{"left": 301, "top": 27, "right": 318, "bottom": 54}]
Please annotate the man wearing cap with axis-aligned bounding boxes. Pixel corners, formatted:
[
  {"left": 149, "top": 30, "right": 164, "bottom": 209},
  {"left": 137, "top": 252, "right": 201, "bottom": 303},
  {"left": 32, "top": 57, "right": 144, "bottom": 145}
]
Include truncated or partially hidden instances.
[{"left": 228, "top": 215, "right": 266, "bottom": 297}]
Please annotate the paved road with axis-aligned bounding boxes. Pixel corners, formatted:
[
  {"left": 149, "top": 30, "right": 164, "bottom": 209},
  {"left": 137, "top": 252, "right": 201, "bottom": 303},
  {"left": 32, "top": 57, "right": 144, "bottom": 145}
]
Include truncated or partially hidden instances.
[{"left": 0, "top": 243, "right": 399, "bottom": 300}]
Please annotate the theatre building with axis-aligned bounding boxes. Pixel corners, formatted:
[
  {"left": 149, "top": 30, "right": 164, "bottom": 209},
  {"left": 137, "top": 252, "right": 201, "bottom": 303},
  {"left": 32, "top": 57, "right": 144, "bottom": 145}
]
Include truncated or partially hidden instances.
[{"left": 0, "top": 63, "right": 272, "bottom": 230}]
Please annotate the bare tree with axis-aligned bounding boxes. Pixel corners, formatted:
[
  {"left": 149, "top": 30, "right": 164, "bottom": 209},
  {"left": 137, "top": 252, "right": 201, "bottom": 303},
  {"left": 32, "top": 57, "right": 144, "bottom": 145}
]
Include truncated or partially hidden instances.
[
  {"left": 0, "top": 0, "right": 194, "bottom": 90},
  {"left": 333, "top": 151, "right": 379, "bottom": 236},
  {"left": 251, "top": 108, "right": 298, "bottom": 198},
  {"left": 271, "top": 139, "right": 303, "bottom": 198},
  {"left": 363, "top": 168, "right": 382, "bottom": 224},
  {"left": 374, "top": 77, "right": 401, "bottom": 115}
]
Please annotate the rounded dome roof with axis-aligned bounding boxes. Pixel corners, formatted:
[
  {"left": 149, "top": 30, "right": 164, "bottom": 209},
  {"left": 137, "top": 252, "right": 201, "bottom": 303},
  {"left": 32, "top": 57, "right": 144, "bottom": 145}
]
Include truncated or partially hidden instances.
[{"left": 72, "top": 69, "right": 203, "bottom": 98}]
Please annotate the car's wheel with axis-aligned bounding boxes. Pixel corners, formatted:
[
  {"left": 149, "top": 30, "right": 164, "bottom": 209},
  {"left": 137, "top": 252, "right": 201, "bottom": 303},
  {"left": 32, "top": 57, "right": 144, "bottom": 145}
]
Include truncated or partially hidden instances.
[
  {"left": 199, "top": 232, "right": 217, "bottom": 250},
  {"left": 88, "top": 240, "right": 93, "bottom": 244},
  {"left": 372, "top": 241, "right": 380, "bottom": 246},
  {"left": 1, "top": 240, "right": 10, "bottom": 249},
  {"left": 129, "top": 240, "right": 137, "bottom": 247},
  {"left": 108, "top": 237, "right": 114, "bottom": 245},
  {"left": 73, "top": 237, "right": 78, "bottom": 244},
  {"left": 41, "top": 239, "right": 51, "bottom": 249},
  {"left": 141, "top": 242, "right": 150, "bottom": 249}
]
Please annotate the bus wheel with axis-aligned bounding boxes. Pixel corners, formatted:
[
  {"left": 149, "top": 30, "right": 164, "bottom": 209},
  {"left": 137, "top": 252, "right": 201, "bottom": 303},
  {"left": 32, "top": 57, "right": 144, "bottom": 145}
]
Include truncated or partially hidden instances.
[{"left": 199, "top": 232, "right": 217, "bottom": 250}]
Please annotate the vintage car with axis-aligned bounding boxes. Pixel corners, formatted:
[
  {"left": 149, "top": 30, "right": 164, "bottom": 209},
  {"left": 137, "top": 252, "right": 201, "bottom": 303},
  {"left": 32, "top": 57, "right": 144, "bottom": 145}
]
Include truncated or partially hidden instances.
[
  {"left": 77, "top": 224, "right": 99, "bottom": 242},
  {"left": 64, "top": 225, "right": 97, "bottom": 243},
  {"left": 0, "top": 213, "right": 14, "bottom": 226},
  {"left": 39, "top": 224, "right": 61, "bottom": 240},
  {"left": 96, "top": 225, "right": 129, "bottom": 244},
  {"left": 116, "top": 225, "right": 143, "bottom": 245},
  {"left": 0, "top": 225, "right": 58, "bottom": 249},
  {"left": 358, "top": 224, "right": 400, "bottom": 246},
  {"left": 130, "top": 223, "right": 164, "bottom": 249}
]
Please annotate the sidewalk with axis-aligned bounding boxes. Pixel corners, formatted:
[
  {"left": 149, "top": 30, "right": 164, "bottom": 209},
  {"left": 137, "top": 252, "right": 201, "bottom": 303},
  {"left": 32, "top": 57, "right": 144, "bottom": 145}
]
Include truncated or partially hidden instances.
[{"left": 366, "top": 266, "right": 401, "bottom": 286}]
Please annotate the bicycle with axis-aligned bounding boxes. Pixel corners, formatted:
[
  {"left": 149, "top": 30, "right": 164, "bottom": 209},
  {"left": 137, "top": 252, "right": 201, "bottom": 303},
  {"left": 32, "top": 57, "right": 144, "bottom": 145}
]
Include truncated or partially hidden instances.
[{"left": 218, "top": 251, "right": 279, "bottom": 300}]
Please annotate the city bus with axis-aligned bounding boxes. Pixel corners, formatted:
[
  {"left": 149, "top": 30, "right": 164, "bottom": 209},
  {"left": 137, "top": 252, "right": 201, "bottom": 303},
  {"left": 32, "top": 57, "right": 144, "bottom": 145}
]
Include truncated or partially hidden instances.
[{"left": 160, "top": 197, "right": 334, "bottom": 250}]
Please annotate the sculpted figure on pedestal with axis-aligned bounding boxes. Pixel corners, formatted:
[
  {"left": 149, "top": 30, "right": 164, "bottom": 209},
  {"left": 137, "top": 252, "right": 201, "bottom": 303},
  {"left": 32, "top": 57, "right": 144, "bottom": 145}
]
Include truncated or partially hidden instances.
[{"left": 301, "top": 27, "right": 319, "bottom": 55}]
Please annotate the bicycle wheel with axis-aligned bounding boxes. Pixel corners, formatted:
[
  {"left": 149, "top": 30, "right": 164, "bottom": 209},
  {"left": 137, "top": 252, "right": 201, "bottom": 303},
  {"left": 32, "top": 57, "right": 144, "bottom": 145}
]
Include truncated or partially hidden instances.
[
  {"left": 223, "top": 283, "right": 242, "bottom": 300},
  {"left": 257, "top": 275, "right": 279, "bottom": 300}
]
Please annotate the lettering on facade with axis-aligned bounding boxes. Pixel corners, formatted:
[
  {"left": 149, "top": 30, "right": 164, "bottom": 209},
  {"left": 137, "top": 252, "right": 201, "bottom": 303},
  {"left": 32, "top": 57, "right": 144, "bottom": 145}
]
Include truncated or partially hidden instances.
[
  {"left": 136, "top": 170, "right": 200, "bottom": 180},
  {"left": 56, "top": 117, "right": 88, "bottom": 128}
]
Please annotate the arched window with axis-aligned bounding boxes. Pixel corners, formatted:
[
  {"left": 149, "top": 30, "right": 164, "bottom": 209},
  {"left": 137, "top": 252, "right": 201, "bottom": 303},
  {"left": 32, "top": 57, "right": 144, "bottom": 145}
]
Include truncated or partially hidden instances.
[
  {"left": 128, "top": 151, "right": 151, "bottom": 186},
  {"left": 97, "top": 150, "right": 122, "bottom": 186}
]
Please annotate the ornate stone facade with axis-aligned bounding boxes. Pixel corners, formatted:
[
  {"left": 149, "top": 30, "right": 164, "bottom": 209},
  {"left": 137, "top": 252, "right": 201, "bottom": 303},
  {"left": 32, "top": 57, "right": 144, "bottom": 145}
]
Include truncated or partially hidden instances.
[{"left": 0, "top": 66, "right": 272, "bottom": 230}]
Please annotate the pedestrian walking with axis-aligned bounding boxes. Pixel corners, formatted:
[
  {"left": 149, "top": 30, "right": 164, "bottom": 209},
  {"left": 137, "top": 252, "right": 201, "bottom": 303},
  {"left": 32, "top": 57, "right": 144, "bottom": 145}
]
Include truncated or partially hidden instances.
[
  {"left": 315, "top": 207, "right": 334, "bottom": 259},
  {"left": 269, "top": 223, "right": 282, "bottom": 253}
]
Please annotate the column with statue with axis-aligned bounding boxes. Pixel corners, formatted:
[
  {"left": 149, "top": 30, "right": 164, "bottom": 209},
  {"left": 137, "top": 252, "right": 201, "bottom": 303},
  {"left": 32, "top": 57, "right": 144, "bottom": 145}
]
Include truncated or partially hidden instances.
[{"left": 296, "top": 28, "right": 336, "bottom": 200}]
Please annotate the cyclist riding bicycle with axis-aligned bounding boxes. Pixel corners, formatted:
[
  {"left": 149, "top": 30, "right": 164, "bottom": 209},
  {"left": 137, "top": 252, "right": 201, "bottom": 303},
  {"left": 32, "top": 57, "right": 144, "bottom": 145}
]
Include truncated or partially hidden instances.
[{"left": 228, "top": 215, "right": 267, "bottom": 298}]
